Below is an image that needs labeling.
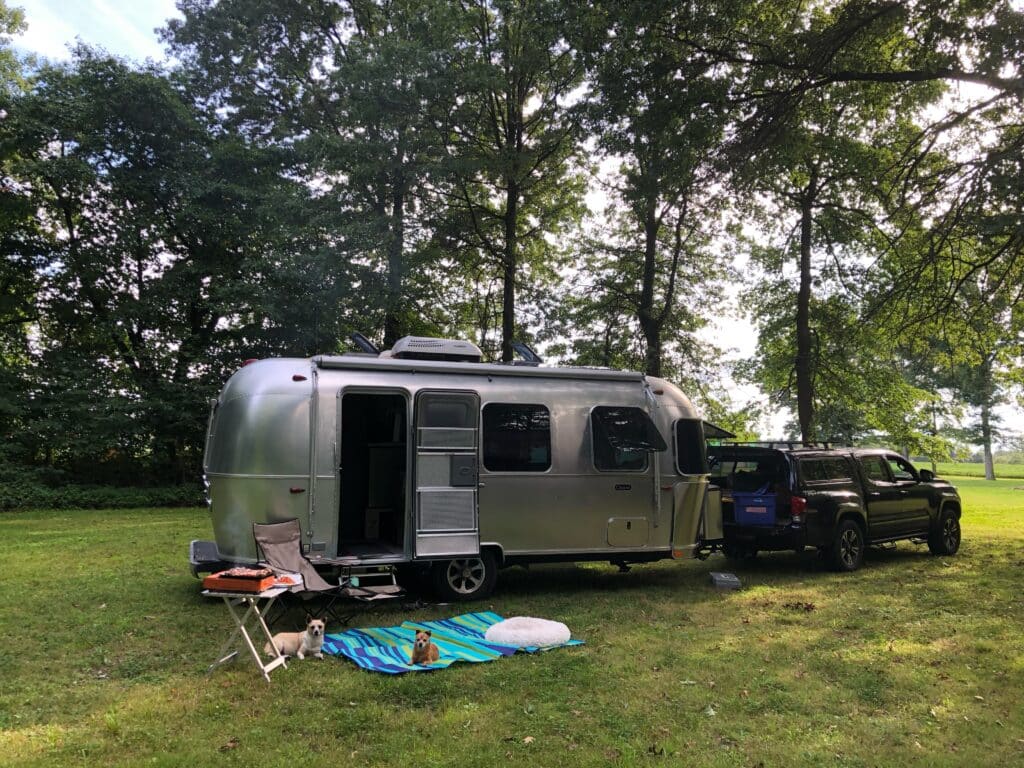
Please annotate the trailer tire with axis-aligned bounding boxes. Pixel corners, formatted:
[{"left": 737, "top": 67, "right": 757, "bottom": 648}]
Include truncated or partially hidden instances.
[{"left": 431, "top": 550, "right": 498, "bottom": 602}]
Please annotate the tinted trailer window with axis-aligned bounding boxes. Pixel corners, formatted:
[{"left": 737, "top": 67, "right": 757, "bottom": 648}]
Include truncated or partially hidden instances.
[
  {"left": 482, "top": 403, "right": 551, "bottom": 472},
  {"left": 590, "top": 406, "right": 667, "bottom": 471}
]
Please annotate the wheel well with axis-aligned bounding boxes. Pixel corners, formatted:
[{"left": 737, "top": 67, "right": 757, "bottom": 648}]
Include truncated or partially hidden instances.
[
  {"left": 837, "top": 511, "right": 867, "bottom": 536},
  {"left": 481, "top": 544, "right": 504, "bottom": 567},
  {"left": 942, "top": 501, "right": 961, "bottom": 519}
]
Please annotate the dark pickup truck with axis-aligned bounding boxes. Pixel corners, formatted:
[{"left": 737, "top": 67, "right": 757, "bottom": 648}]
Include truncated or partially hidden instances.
[{"left": 708, "top": 444, "right": 962, "bottom": 571}]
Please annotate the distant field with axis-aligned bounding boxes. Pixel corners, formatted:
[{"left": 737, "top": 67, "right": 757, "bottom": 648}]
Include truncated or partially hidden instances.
[{"left": 933, "top": 461, "right": 1024, "bottom": 479}]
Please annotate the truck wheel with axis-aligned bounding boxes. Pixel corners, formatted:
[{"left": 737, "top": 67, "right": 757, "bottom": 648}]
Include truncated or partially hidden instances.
[
  {"left": 928, "top": 509, "right": 961, "bottom": 556},
  {"left": 829, "top": 519, "right": 865, "bottom": 572},
  {"left": 431, "top": 550, "right": 498, "bottom": 602}
]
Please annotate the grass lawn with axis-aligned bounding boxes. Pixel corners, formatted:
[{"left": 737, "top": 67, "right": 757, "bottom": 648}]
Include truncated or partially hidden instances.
[
  {"left": 933, "top": 461, "right": 1024, "bottom": 480},
  {"left": 2, "top": 481, "right": 1023, "bottom": 767}
]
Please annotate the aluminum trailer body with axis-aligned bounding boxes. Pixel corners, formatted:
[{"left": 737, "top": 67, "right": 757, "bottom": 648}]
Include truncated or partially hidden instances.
[{"left": 197, "top": 343, "right": 715, "bottom": 598}]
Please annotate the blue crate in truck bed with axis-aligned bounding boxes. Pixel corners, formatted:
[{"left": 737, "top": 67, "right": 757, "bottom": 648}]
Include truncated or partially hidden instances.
[{"left": 732, "top": 492, "right": 777, "bottom": 526}]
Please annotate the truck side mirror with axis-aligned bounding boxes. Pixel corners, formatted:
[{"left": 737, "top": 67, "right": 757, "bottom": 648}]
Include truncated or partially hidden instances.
[{"left": 918, "top": 468, "right": 934, "bottom": 482}]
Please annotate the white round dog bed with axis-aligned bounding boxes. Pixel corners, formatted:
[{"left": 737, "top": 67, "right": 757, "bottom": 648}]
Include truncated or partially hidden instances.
[{"left": 484, "top": 616, "right": 571, "bottom": 648}]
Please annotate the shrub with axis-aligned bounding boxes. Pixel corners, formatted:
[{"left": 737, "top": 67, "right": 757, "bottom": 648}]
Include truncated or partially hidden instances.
[{"left": 0, "top": 477, "right": 204, "bottom": 511}]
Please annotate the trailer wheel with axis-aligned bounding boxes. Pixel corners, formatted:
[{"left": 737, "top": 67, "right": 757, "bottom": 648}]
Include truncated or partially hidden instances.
[{"left": 431, "top": 550, "right": 498, "bottom": 602}]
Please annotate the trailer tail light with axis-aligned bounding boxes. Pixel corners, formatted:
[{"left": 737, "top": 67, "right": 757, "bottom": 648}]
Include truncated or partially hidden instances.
[
  {"left": 241, "top": 358, "right": 258, "bottom": 367},
  {"left": 791, "top": 496, "right": 807, "bottom": 523},
  {"left": 292, "top": 374, "right": 307, "bottom": 381}
]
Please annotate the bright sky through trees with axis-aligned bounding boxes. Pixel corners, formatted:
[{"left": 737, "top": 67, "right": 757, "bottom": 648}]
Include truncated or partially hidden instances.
[{"left": 10, "top": 0, "right": 1022, "bottom": 444}]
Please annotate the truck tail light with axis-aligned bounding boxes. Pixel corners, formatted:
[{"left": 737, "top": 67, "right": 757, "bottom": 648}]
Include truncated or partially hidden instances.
[{"left": 791, "top": 496, "right": 807, "bottom": 523}]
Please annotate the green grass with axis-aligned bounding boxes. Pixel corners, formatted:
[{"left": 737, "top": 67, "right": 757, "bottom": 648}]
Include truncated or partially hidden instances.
[
  {"left": 3, "top": 485, "right": 1024, "bottom": 767},
  {"left": 933, "top": 461, "right": 1024, "bottom": 479}
]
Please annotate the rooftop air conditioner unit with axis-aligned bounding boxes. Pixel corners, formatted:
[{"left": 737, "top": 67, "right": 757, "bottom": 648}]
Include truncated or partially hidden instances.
[{"left": 390, "top": 336, "right": 483, "bottom": 363}]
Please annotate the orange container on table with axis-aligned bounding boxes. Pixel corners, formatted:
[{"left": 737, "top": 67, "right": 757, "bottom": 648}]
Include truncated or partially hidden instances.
[{"left": 203, "top": 567, "right": 276, "bottom": 593}]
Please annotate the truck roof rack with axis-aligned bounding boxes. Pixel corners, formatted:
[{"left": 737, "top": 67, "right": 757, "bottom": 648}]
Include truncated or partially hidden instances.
[{"left": 713, "top": 441, "right": 850, "bottom": 450}]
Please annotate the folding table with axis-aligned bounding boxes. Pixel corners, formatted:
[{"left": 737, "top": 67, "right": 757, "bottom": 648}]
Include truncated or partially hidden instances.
[{"left": 205, "top": 585, "right": 290, "bottom": 682}]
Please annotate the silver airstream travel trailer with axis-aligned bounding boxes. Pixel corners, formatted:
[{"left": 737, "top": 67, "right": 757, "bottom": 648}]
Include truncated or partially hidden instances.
[{"left": 193, "top": 336, "right": 718, "bottom": 600}]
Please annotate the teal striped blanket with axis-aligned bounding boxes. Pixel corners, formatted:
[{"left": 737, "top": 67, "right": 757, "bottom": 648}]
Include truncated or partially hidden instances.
[{"left": 322, "top": 611, "right": 583, "bottom": 674}]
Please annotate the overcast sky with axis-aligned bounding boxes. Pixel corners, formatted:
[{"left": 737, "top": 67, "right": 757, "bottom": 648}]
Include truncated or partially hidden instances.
[
  {"left": 14, "top": 0, "right": 179, "bottom": 61},
  {"left": 10, "top": 0, "right": 1022, "bottom": 446}
]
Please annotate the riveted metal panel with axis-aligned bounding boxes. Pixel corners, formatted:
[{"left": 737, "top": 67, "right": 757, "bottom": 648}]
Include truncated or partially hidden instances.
[
  {"left": 414, "top": 532, "right": 480, "bottom": 558},
  {"left": 607, "top": 517, "right": 649, "bottom": 547}
]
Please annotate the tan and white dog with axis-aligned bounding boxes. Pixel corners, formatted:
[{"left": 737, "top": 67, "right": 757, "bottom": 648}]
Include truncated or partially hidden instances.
[
  {"left": 409, "top": 629, "right": 440, "bottom": 666},
  {"left": 264, "top": 615, "right": 326, "bottom": 660}
]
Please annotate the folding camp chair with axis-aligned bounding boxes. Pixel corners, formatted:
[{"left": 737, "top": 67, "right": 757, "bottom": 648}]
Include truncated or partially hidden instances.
[
  {"left": 253, "top": 519, "right": 353, "bottom": 627},
  {"left": 252, "top": 519, "right": 404, "bottom": 629}
]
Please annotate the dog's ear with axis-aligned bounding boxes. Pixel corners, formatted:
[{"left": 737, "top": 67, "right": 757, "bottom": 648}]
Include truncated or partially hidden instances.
[
  {"left": 306, "top": 613, "right": 313, "bottom": 624},
  {"left": 425, "top": 630, "right": 432, "bottom": 637}
]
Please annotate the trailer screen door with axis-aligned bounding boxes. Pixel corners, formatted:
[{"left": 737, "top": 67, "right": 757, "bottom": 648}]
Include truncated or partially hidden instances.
[{"left": 413, "top": 391, "right": 480, "bottom": 558}]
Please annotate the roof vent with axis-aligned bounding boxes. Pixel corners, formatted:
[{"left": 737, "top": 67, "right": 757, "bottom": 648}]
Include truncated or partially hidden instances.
[{"left": 390, "top": 336, "right": 483, "bottom": 363}]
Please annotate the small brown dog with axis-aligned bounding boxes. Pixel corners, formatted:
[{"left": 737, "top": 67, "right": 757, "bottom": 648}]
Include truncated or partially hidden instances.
[{"left": 410, "top": 629, "right": 440, "bottom": 665}]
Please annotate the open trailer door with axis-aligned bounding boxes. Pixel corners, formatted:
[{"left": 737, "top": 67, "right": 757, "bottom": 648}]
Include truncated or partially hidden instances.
[{"left": 412, "top": 390, "right": 481, "bottom": 559}]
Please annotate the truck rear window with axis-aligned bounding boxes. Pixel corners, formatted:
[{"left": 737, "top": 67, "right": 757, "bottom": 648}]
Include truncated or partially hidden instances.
[{"left": 709, "top": 452, "right": 787, "bottom": 493}]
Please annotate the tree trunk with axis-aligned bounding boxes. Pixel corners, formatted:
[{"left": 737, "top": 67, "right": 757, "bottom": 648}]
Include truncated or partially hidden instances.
[
  {"left": 795, "top": 170, "right": 818, "bottom": 444},
  {"left": 931, "top": 406, "right": 938, "bottom": 473},
  {"left": 638, "top": 200, "right": 662, "bottom": 377},
  {"left": 501, "top": 177, "right": 518, "bottom": 362},
  {"left": 383, "top": 185, "right": 405, "bottom": 348},
  {"left": 980, "top": 401, "right": 996, "bottom": 481},
  {"left": 500, "top": 70, "right": 524, "bottom": 363}
]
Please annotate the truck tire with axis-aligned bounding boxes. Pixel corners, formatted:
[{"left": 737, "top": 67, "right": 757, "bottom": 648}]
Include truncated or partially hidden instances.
[
  {"left": 829, "top": 518, "right": 865, "bottom": 572},
  {"left": 431, "top": 550, "right": 498, "bottom": 602},
  {"left": 928, "top": 508, "right": 961, "bottom": 556}
]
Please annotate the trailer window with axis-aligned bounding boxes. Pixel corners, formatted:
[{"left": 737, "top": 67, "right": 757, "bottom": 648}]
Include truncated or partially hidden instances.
[
  {"left": 674, "top": 419, "right": 708, "bottom": 474},
  {"left": 417, "top": 393, "right": 477, "bottom": 449},
  {"left": 591, "top": 406, "right": 666, "bottom": 472},
  {"left": 482, "top": 404, "right": 551, "bottom": 472},
  {"left": 421, "top": 398, "right": 473, "bottom": 428}
]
